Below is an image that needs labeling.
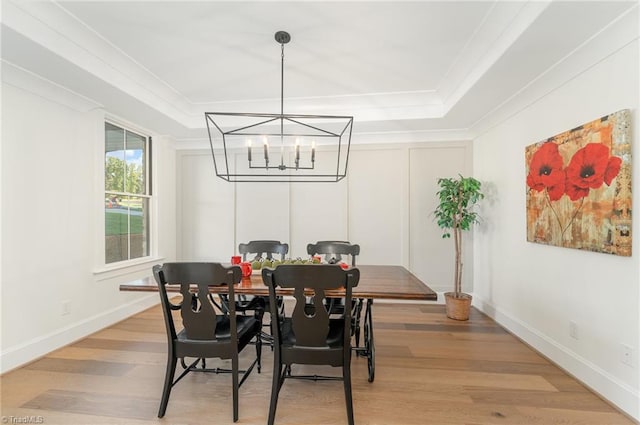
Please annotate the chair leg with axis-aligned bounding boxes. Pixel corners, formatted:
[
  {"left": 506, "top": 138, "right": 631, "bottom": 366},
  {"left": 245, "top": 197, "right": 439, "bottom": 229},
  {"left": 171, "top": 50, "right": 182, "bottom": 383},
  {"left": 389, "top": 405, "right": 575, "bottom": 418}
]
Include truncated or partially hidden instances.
[
  {"left": 267, "top": 363, "right": 284, "bottom": 425},
  {"left": 158, "top": 354, "right": 177, "bottom": 418},
  {"left": 256, "top": 333, "right": 263, "bottom": 373},
  {"left": 232, "top": 355, "right": 239, "bottom": 422},
  {"left": 343, "top": 363, "right": 354, "bottom": 425},
  {"left": 354, "top": 299, "right": 363, "bottom": 348}
]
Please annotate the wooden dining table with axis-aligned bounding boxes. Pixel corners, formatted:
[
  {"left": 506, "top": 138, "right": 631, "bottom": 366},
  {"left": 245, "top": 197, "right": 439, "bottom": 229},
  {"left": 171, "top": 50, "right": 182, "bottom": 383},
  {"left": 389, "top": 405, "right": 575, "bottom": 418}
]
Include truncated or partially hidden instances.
[{"left": 119, "top": 264, "right": 437, "bottom": 382}]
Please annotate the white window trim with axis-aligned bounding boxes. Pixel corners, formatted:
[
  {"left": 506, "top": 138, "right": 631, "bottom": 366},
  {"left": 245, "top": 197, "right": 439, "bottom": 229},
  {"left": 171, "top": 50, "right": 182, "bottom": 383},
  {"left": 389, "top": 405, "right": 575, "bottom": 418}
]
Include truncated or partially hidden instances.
[
  {"left": 94, "top": 255, "right": 165, "bottom": 281},
  {"left": 94, "top": 114, "right": 159, "bottom": 276}
]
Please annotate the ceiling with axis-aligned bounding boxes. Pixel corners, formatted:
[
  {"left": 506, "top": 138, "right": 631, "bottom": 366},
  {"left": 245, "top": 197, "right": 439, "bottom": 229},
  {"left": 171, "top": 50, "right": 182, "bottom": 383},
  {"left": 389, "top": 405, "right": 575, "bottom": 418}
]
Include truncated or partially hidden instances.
[{"left": 1, "top": 0, "right": 637, "bottom": 144}]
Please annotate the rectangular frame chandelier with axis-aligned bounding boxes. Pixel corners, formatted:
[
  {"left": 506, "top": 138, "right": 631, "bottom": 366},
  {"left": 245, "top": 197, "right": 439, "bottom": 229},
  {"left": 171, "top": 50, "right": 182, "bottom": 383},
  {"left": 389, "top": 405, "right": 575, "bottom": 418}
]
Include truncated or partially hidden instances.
[{"left": 205, "top": 31, "right": 354, "bottom": 183}]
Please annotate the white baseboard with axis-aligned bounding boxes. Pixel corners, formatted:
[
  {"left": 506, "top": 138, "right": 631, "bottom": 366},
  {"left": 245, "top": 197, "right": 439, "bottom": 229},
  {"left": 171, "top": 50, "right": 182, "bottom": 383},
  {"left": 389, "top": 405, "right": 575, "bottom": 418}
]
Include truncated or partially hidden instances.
[
  {"left": 473, "top": 295, "right": 640, "bottom": 422},
  {"left": 0, "top": 294, "right": 159, "bottom": 374}
]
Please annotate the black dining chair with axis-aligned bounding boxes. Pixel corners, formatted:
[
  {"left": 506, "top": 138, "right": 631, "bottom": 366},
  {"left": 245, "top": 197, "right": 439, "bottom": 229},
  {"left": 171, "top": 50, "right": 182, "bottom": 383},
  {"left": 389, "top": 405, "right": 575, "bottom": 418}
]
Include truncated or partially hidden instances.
[
  {"left": 153, "top": 262, "right": 262, "bottom": 422},
  {"left": 306, "top": 241, "right": 363, "bottom": 345},
  {"left": 239, "top": 240, "right": 289, "bottom": 263},
  {"left": 306, "top": 240, "right": 360, "bottom": 267},
  {"left": 236, "top": 240, "right": 289, "bottom": 344},
  {"left": 262, "top": 264, "right": 360, "bottom": 425}
]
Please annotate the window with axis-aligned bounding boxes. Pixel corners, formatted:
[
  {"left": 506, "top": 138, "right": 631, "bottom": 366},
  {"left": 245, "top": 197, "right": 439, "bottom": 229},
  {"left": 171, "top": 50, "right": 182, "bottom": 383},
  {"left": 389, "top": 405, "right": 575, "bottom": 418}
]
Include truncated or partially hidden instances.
[{"left": 104, "top": 122, "right": 151, "bottom": 264}]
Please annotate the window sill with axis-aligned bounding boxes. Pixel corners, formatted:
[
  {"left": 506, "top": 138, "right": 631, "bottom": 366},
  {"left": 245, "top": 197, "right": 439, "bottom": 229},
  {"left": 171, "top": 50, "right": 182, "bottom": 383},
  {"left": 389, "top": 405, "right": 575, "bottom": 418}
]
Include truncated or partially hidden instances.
[{"left": 94, "top": 256, "right": 165, "bottom": 281}]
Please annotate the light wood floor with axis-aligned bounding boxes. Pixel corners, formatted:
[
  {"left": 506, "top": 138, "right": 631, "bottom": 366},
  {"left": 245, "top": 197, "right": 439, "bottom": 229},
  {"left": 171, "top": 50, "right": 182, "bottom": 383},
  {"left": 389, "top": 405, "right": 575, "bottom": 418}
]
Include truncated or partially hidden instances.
[{"left": 1, "top": 303, "right": 636, "bottom": 425}]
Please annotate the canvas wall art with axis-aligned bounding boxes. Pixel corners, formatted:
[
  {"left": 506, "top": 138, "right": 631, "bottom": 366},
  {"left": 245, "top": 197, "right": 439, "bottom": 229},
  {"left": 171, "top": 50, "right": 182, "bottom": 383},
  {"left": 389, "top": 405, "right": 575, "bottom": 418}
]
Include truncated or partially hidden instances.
[{"left": 525, "top": 109, "right": 632, "bottom": 256}]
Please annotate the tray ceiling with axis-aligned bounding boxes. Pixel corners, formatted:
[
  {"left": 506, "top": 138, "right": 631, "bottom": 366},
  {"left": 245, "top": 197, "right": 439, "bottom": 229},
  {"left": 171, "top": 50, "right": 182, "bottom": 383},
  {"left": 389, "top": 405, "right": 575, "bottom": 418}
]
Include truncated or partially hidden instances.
[{"left": 1, "top": 0, "right": 636, "bottom": 143}]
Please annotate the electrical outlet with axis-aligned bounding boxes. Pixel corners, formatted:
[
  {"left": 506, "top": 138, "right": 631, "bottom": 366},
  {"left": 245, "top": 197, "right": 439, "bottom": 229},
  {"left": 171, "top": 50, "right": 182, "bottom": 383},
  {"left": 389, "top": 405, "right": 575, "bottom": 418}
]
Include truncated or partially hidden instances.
[
  {"left": 621, "top": 344, "right": 634, "bottom": 367},
  {"left": 62, "top": 300, "right": 71, "bottom": 316},
  {"left": 569, "top": 321, "right": 579, "bottom": 339}
]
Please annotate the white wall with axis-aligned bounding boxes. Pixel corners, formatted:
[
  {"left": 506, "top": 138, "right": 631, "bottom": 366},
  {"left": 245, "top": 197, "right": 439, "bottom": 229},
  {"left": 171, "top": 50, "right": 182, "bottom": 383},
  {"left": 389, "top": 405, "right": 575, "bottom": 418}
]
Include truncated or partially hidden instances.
[
  {"left": 0, "top": 65, "right": 177, "bottom": 373},
  {"left": 472, "top": 23, "right": 639, "bottom": 421},
  {"left": 177, "top": 141, "right": 472, "bottom": 293}
]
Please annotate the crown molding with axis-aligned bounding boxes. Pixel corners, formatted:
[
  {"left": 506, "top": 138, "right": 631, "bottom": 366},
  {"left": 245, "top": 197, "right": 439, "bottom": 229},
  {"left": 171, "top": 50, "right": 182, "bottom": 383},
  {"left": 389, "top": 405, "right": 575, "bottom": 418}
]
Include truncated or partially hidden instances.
[
  {"left": 470, "top": 4, "right": 639, "bottom": 137},
  {"left": 3, "top": 0, "right": 193, "bottom": 123},
  {"left": 440, "top": 0, "right": 551, "bottom": 114},
  {"left": 2, "top": 0, "right": 532, "bottom": 132},
  {"left": 1, "top": 60, "right": 101, "bottom": 112},
  {"left": 5, "top": 0, "right": 630, "bottom": 145},
  {"left": 191, "top": 90, "right": 443, "bottom": 124},
  {"left": 173, "top": 126, "right": 473, "bottom": 150}
]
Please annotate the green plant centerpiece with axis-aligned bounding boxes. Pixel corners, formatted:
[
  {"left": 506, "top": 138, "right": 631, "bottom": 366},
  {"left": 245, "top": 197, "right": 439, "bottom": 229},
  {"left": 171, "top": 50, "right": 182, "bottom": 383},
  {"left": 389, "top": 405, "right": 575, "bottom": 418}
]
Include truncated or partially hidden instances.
[{"left": 433, "top": 175, "right": 484, "bottom": 321}]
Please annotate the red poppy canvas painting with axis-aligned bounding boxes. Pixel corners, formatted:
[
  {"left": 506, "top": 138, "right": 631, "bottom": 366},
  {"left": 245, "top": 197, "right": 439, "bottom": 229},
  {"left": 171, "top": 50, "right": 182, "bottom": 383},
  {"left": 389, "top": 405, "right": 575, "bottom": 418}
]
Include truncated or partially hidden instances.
[{"left": 525, "top": 109, "right": 631, "bottom": 256}]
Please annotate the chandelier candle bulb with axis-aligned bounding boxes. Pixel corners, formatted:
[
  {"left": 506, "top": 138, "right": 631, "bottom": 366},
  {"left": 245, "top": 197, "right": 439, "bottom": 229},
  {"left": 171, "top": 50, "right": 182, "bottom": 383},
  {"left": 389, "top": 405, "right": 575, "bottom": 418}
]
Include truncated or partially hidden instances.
[{"left": 263, "top": 139, "right": 269, "bottom": 164}]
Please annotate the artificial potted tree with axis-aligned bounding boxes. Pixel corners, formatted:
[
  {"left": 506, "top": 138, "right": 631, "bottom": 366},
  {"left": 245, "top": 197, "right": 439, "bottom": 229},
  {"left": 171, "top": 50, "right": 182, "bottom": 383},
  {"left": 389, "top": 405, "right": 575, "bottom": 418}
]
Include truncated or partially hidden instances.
[{"left": 433, "top": 175, "right": 484, "bottom": 321}]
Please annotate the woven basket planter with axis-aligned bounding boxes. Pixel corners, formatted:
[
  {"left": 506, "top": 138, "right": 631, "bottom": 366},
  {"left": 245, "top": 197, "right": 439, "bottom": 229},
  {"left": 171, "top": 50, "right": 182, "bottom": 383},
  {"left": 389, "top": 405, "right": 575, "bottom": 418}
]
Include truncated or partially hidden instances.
[{"left": 444, "top": 292, "right": 472, "bottom": 321}]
